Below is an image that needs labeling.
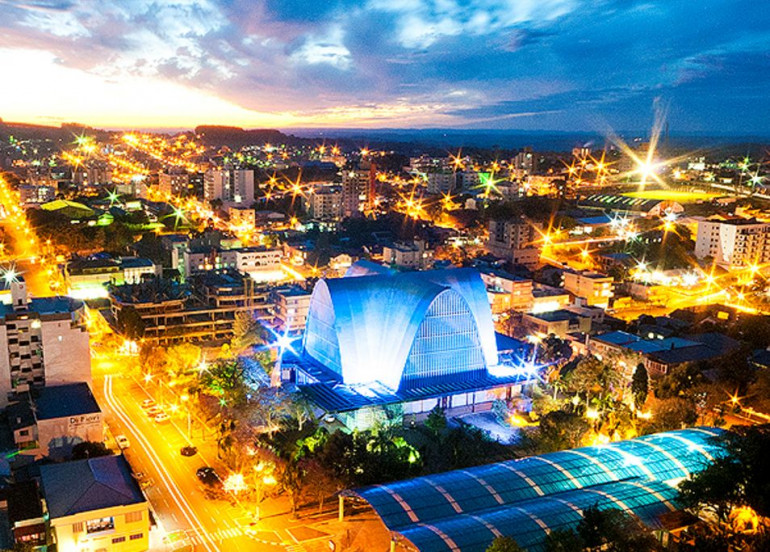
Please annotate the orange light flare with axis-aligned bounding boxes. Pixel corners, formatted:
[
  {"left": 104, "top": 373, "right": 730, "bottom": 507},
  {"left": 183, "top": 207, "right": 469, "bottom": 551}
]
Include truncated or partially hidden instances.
[{"left": 449, "top": 150, "right": 465, "bottom": 171}]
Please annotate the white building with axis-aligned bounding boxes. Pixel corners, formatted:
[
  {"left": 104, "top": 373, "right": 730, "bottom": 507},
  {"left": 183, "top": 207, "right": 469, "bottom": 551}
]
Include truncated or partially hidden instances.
[
  {"left": 204, "top": 169, "right": 255, "bottom": 207},
  {"left": 0, "top": 280, "right": 91, "bottom": 406},
  {"left": 382, "top": 240, "right": 434, "bottom": 270},
  {"left": 562, "top": 271, "right": 614, "bottom": 308},
  {"left": 487, "top": 218, "right": 542, "bottom": 269},
  {"left": 342, "top": 169, "right": 370, "bottom": 217},
  {"left": 7, "top": 382, "right": 102, "bottom": 459},
  {"left": 694, "top": 215, "right": 770, "bottom": 267},
  {"left": 271, "top": 287, "right": 312, "bottom": 335},
  {"left": 426, "top": 172, "right": 457, "bottom": 194},
  {"left": 181, "top": 246, "right": 282, "bottom": 277},
  {"left": 158, "top": 171, "right": 189, "bottom": 196},
  {"left": 307, "top": 185, "right": 343, "bottom": 221}
]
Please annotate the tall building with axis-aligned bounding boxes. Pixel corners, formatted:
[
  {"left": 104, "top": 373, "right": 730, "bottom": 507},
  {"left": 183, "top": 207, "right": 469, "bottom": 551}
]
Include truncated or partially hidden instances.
[
  {"left": 204, "top": 169, "right": 254, "bottom": 207},
  {"left": 341, "top": 169, "right": 370, "bottom": 217},
  {"left": 0, "top": 280, "right": 91, "bottom": 405},
  {"left": 514, "top": 147, "right": 536, "bottom": 174},
  {"left": 271, "top": 286, "right": 312, "bottom": 335},
  {"left": 694, "top": 215, "right": 770, "bottom": 267},
  {"left": 382, "top": 239, "right": 434, "bottom": 270},
  {"left": 487, "top": 218, "right": 542, "bottom": 269},
  {"left": 562, "top": 270, "right": 614, "bottom": 308},
  {"left": 158, "top": 170, "right": 189, "bottom": 196},
  {"left": 426, "top": 171, "right": 457, "bottom": 194}
]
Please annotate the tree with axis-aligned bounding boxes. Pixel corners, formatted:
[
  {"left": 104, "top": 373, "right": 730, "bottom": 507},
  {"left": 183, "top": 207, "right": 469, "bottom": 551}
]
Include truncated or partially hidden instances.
[
  {"left": 543, "top": 529, "right": 583, "bottom": 552},
  {"left": 531, "top": 410, "right": 590, "bottom": 453},
  {"left": 115, "top": 306, "right": 145, "bottom": 340},
  {"left": 198, "top": 358, "right": 247, "bottom": 407},
  {"left": 299, "top": 458, "right": 340, "bottom": 513},
  {"left": 425, "top": 404, "right": 447, "bottom": 435},
  {"left": 72, "top": 441, "right": 112, "bottom": 459},
  {"left": 631, "top": 363, "right": 649, "bottom": 410},
  {"left": 230, "top": 312, "right": 270, "bottom": 355},
  {"left": 577, "top": 505, "right": 659, "bottom": 551},
  {"left": 539, "top": 334, "right": 573, "bottom": 365},
  {"left": 679, "top": 425, "right": 770, "bottom": 522},
  {"left": 486, "top": 536, "right": 525, "bottom": 552}
]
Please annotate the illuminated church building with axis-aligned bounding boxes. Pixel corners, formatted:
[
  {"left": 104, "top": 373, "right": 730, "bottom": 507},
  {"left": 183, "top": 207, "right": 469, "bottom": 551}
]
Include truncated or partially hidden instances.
[{"left": 286, "top": 262, "right": 533, "bottom": 429}]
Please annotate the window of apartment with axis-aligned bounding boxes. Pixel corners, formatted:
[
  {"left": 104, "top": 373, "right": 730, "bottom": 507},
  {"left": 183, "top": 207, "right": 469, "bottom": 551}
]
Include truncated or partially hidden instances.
[
  {"left": 86, "top": 516, "right": 114, "bottom": 534},
  {"left": 130, "top": 533, "right": 144, "bottom": 541},
  {"left": 125, "top": 511, "right": 143, "bottom": 523},
  {"left": 112, "top": 536, "right": 126, "bottom": 544}
]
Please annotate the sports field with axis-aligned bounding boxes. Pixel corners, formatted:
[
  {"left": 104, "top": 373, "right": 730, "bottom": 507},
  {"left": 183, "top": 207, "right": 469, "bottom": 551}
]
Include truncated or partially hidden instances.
[{"left": 621, "top": 189, "right": 721, "bottom": 203}]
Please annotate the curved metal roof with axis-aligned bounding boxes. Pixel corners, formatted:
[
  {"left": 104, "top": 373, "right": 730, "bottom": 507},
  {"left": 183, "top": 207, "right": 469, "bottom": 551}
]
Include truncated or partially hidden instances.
[
  {"left": 303, "top": 267, "right": 498, "bottom": 390},
  {"left": 354, "top": 427, "right": 725, "bottom": 552}
]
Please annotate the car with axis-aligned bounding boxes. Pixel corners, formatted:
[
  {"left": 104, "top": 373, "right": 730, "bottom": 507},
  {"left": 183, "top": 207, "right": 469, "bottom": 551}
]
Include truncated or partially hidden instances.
[
  {"left": 115, "top": 435, "right": 130, "bottom": 449},
  {"left": 141, "top": 398, "right": 156, "bottom": 409},
  {"left": 147, "top": 406, "right": 163, "bottom": 417},
  {"left": 154, "top": 412, "right": 170, "bottom": 423},
  {"left": 181, "top": 445, "right": 198, "bottom": 457},
  {"left": 196, "top": 467, "right": 221, "bottom": 487}
]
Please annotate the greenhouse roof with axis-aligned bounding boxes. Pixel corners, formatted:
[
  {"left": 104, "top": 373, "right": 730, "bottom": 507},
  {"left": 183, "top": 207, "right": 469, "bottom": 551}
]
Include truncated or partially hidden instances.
[{"left": 353, "top": 427, "right": 725, "bottom": 552}]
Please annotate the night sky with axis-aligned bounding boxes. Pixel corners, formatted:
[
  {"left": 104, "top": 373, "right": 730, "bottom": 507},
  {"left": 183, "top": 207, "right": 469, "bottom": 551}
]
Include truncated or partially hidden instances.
[{"left": 1, "top": 0, "right": 768, "bottom": 132}]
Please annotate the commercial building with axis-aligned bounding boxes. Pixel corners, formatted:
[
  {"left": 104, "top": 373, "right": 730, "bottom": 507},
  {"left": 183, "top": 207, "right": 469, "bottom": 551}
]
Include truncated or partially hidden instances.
[
  {"left": 65, "top": 257, "right": 158, "bottom": 299},
  {"left": 271, "top": 286, "right": 312, "bottom": 335},
  {"left": 487, "top": 218, "right": 542, "bottom": 269},
  {"left": 0, "top": 280, "right": 91, "bottom": 406},
  {"left": 204, "top": 168, "right": 254, "bottom": 207},
  {"left": 178, "top": 246, "right": 282, "bottom": 279},
  {"left": 694, "top": 215, "right": 770, "bottom": 267},
  {"left": 578, "top": 194, "right": 684, "bottom": 217},
  {"left": 109, "top": 272, "right": 272, "bottom": 344},
  {"left": 562, "top": 270, "right": 614, "bottom": 308},
  {"left": 520, "top": 309, "right": 592, "bottom": 339},
  {"left": 7, "top": 382, "right": 102, "bottom": 459},
  {"left": 40, "top": 455, "right": 150, "bottom": 552},
  {"left": 289, "top": 263, "right": 534, "bottom": 429},
  {"left": 351, "top": 427, "right": 725, "bottom": 552},
  {"left": 382, "top": 239, "right": 434, "bottom": 270}
]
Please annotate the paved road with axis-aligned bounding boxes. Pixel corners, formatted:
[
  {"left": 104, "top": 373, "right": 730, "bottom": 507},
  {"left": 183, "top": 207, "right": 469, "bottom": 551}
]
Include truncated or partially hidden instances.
[{"left": 94, "top": 370, "right": 290, "bottom": 551}]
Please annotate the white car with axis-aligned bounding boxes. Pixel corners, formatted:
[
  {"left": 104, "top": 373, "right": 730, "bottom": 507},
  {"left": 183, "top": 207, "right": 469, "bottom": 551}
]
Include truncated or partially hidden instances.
[
  {"left": 116, "top": 435, "right": 130, "bottom": 449},
  {"left": 154, "top": 412, "right": 170, "bottom": 423},
  {"left": 141, "top": 398, "right": 156, "bottom": 409}
]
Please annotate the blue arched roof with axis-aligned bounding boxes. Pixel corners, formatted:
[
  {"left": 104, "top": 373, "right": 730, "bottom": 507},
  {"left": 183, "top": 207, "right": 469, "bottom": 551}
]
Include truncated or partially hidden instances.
[
  {"left": 354, "top": 427, "right": 726, "bottom": 552},
  {"left": 303, "top": 268, "right": 498, "bottom": 390}
]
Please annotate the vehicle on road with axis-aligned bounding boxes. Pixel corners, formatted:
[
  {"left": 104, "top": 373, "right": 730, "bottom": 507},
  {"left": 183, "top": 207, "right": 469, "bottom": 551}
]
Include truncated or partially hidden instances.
[
  {"left": 180, "top": 445, "right": 198, "bottom": 457},
  {"left": 115, "top": 435, "right": 130, "bottom": 449},
  {"left": 141, "top": 398, "right": 156, "bottom": 409},
  {"left": 196, "top": 467, "right": 221, "bottom": 487},
  {"left": 147, "top": 406, "right": 163, "bottom": 417},
  {"left": 154, "top": 412, "right": 170, "bottom": 423}
]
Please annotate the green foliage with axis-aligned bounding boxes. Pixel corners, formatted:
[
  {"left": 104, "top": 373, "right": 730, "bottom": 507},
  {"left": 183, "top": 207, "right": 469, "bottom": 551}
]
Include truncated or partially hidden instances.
[
  {"left": 641, "top": 397, "right": 697, "bottom": 434},
  {"left": 539, "top": 334, "right": 573, "bottom": 365},
  {"left": 199, "top": 358, "right": 246, "bottom": 407},
  {"left": 529, "top": 410, "right": 590, "bottom": 453},
  {"left": 115, "top": 306, "right": 145, "bottom": 340},
  {"left": 71, "top": 441, "right": 112, "bottom": 459},
  {"left": 545, "top": 505, "right": 659, "bottom": 551},
  {"left": 486, "top": 536, "right": 526, "bottom": 552},
  {"left": 654, "top": 363, "right": 703, "bottom": 399},
  {"left": 679, "top": 425, "right": 770, "bottom": 521},
  {"left": 424, "top": 404, "right": 447, "bottom": 435},
  {"left": 631, "top": 363, "right": 649, "bottom": 409}
]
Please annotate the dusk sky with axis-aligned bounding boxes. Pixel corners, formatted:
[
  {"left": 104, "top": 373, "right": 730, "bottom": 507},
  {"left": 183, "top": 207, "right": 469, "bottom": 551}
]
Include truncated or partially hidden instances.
[{"left": 1, "top": 0, "right": 769, "bottom": 133}]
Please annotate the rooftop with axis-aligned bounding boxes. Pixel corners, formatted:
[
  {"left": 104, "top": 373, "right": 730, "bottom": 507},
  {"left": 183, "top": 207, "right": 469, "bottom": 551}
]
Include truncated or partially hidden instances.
[
  {"left": 353, "top": 427, "right": 725, "bottom": 552},
  {"left": 39, "top": 455, "right": 146, "bottom": 519},
  {"left": 34, "top": 382, "right": 101, "bottom": 420},
  {"left": 0, "top": 296, "right": 83, "bottom": 318}
]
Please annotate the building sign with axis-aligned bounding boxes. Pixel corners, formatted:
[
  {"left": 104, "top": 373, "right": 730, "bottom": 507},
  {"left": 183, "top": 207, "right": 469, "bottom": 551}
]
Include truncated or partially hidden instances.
[{"left": 69, "top": 414, "right": 100, "bottom": 428}]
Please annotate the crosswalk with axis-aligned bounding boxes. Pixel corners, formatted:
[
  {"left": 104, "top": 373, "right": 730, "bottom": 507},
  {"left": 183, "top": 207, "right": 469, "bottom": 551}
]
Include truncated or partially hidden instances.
[{"left": 182, "top": 527, "right": 287, "bottom": 548}]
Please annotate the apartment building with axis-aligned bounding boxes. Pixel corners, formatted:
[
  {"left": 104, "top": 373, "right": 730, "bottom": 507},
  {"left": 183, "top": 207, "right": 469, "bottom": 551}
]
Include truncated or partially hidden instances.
[
  {"left": 487, "top": 218, "right": 542, "bottom": 269},
  {"left": 562, "top": 270, "right": 614, "bottom": 308},
  {"left": 204, "top": 168, "right": 254, "bottom": 207},
  {"left": 694, "top": 215, "right": 770, "bottom": 267}
]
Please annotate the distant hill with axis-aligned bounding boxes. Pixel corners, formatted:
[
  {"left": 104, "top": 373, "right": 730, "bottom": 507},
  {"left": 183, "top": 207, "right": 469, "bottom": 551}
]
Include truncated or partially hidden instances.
[
  {"left": 193, "top": 125, "right": 305, "bottom": 148},
  {"left": 0, "top": 120, "right": 109, "bottom": 143}
]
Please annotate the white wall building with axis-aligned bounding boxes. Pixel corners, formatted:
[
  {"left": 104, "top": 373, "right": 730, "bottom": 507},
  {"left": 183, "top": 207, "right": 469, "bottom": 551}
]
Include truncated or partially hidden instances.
[
  {"left": 694, "top": 216, "right": 770, "bottom": 267},
  {"left": 562, "top": 271, "right": 614, "bottom": 308},
  {"left": 271, "top": 287, "right": 312, "bottom": 335},
  {"left": 0, "top": 281, "right": 91, "bottom": 406},
  {"left": 204, "top": 169, "right": 255, "bottom": 207}
]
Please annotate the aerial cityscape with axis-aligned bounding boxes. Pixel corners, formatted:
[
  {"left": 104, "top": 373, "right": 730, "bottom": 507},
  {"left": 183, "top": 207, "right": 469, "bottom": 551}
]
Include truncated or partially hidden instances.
[{"left": 1, "top": 1, "right": 769, "bottom": 551}]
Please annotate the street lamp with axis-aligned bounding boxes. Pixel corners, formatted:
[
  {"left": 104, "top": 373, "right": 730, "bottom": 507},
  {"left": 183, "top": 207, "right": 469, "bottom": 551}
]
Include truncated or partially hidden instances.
[{"left": 253, "top": 461, "right": 276, "bottom": 522}]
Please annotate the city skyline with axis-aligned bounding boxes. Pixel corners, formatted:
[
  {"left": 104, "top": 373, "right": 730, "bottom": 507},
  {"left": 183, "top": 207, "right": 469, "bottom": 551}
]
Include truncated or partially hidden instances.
[{"left": 2, "top": 0, "right": 769, "bottom": 132}]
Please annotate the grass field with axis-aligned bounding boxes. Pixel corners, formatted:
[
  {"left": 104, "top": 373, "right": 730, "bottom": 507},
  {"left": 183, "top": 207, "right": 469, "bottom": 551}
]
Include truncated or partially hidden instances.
[{"left": 621, "top": 189, "right": 721, "bottom": 203}]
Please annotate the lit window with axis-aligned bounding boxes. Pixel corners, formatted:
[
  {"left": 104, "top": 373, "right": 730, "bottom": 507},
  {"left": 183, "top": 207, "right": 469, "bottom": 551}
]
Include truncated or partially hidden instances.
[{"left": 86, "top": 517, "right": 114, "bottom": 534}]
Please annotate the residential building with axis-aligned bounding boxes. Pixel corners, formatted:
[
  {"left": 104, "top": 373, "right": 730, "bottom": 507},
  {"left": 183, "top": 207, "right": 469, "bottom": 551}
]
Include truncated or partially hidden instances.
[
  {"left": 65, "top": 257, "right": 157, "bottom": 299},
  {"left": 306, "top": 185, "right": 343, "bottom": 221},
  {"left": 228, "top": 206, "right": 256, "bottom": 230},
  {"left": 19, "top": 184, "right": 57, "bottom": 204},
  {"left": 39, "top": 455, "right": 150, "bottom": 552},
  {"left": 562, "top": 270, "right": 614, "bottom": 308},
  {"left": 158, "top": 171, "right": 189, "bottom": 196},
  {"left": 426, "top": 171, "right": 456, "bottom": 194},
  {"left": 6, "top": 382, "right": 102, "bottom": 458},
  {"left": 6, "top": 480, "right": 47, "bottom": 549},
  {"left": 0, "top": 280, "right": 91, "bottom": 406},
  {"left": 531, "top": 284, "right": 571, "bottom": 314},
  {"left": 204, "top": 168, "right": 254, "bottom": 207},
  {"left": 514, "top": 147, "right": 536, "bottom": 174},
  {"left": 382, "top": 239, "right": 434, "bottom": 270},
  {"left": 694, "top": 215, "right": 770, "bottom": 267},
  {"left": 341, "top": 168, "right": 372, "bottom": 217},
  {"left": 521, "top": 309, "right": 592, "bottom": 338},
  {"left": 271, "top": 286, "right": 312, "bottom": 335},
  {"left": 487, "top": 218, "right": 542, "bottom": 268},
  {"left": 179, "top": 246, "right": 282, "bottom": 278},
  {"left": 480, "top": 269, "right": 534, "bottom": 314}
]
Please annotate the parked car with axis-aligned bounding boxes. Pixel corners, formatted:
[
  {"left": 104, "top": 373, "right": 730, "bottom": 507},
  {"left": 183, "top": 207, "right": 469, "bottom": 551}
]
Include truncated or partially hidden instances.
[
  {"left": 196, "top": 467, "right": 221, "bottom": 487},
  {"left": 181, "top": 446, "right": 198, "bottom": 457},
  {"left": 147, "top": 406, "right": 163, "bottom": 417},
  {"left": 154, "top": 412, "right": 170, "bottom": 423},
  {"left": 115, "top": 435, "right": 130, "bottom": 449},
  {"left": 141, "top": 398, "right": 156, "bottom": 409}
]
